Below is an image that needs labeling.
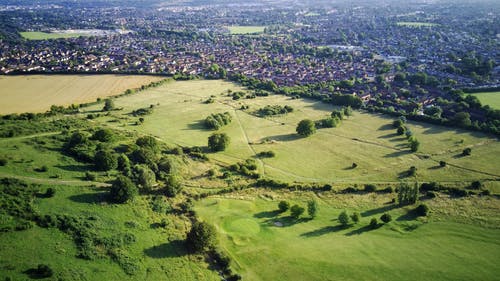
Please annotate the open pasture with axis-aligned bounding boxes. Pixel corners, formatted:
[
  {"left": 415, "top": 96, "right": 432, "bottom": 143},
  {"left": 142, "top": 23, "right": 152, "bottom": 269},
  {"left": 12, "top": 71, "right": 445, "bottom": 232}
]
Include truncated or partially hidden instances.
[
  {"left": 0, "top": 75, "right": 164, "bottom": 114},
  {"left": 82, "top": 80, "right": 500, "bottom": 185}
]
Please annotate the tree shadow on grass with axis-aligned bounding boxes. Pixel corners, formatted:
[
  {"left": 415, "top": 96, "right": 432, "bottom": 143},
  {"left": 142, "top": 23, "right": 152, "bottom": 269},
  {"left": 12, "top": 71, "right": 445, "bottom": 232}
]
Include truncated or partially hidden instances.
[
  {"left": 143, "top": 239, "right": 187, "bottom": 259},
  {"left": 68, "top": 192, "right": 107, "bottom": 204},
  {"left": 254, "top": 210, "right": 281, "bottom": 218},
  {"left": 378, "top": 133, "right": 398, "bottom": 139},
  {"left": 378, "top": 124, "right": 394, "bottom": 131},
  {"left": 361, "top": 204, "right": 397, "bottom": 217},
  {"left": 300, "top": 225, "right": 345, "bottom": 237},
  {"left": 396, "top": 209, "right": 418, "bottom": 222},
  {"left": 345, "top": 225, "right": 377, "bottom": 236},
  {"left": 54, "top": 164, "right": 93, "bottom": 173},
  {"left": 263, "top": 216, "right": 311, "bottom": 227},
  {"left": 185, "top": 120, "right": 209, "bottom": 131},
  {"left": 384, "top": 150, "right": 410, "bottom": 158},
  {"left": 261, "top": 133, "right": 302, "bottom": 142}
]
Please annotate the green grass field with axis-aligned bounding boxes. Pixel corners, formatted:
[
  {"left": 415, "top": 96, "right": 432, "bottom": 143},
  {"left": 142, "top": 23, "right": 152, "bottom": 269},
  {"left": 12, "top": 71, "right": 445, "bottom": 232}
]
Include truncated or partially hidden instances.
[
  {"left": 397, "top": 22, "right": 438, "bottom": 27},
  {"left": 195, "top": 195, "right": 500, "bottom": 281},
  {"left": 0, "top": 75, "right": 164, "bottom": 114},
  {"left": 227, "top": 26, "right": 265, "bottom": 34},
  {"left": 20, "top": 31, "right": 89, "bottom": 40},
  {"left": 81, "top": 80, "right": 500, "bottom": 188},
  {"left": 470, "top": 91, "right": 500, "bottom": 109}
]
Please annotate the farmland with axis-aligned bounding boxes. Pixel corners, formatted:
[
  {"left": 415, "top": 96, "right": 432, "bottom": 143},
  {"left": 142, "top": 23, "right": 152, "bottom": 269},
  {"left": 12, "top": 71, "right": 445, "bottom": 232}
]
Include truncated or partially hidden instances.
[
  {"left": 0, "top": 75, "right": 164, "bottom": 114},
  {"left": 0, "top": 78, "right": 499, "bottom": 281}
]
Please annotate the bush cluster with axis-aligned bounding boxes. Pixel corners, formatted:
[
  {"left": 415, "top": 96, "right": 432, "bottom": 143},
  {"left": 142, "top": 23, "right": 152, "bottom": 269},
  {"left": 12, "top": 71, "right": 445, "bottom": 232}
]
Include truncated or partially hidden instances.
[
  {"left": 257, "top": 105, "right": 293, "bottom": 117},
  {"left": 205, "top": 112, "right": 232, "bottom": 130}
]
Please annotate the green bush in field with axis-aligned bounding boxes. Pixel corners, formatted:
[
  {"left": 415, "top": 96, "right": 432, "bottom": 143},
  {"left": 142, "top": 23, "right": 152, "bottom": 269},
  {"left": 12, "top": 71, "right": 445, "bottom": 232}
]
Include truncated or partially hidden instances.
[
  {"left": 338, "top": 211, "right": 350, "bottom": 226},
  {"left": 290, "top": 204, "right": 305, "bottom": 219},
  {"left": 208, "top": 133, "right": 230, "bottom": 152},
  {"left": 109, "top": 176, "right": 138, "bottom": 204},
  {"left": 415, "top": 204, "right": 430, "bottom": 216},
  {"left": 351, "top": 212, "right": 360, "bottom": 224},
  {"left": 278, "top": 200, "right": 290, "bottom": 212},
  {"left": 307, "top": 200, "right": 318, "bottom": 218},
  {"left": 380, "top": 213, "right": 392, "bottom": 223},
  {"left": 296, "top": 119, "right": 316, "bottom": 137}
]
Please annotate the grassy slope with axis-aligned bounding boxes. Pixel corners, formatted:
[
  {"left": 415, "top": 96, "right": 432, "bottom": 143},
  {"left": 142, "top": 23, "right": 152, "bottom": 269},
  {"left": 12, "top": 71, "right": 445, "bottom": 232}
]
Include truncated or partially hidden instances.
[
  {"left": 196, "top": 196, "right": 500, "bottom": 281},
  {"left": 0, "top": 183, "right": 219, "bottom": 281},
  {"left": 0, "top": 75, "right": 163, "bottom": 114},
  {"left": 19, "top": 31, "right": 88, "bottom": 40},
  {"left": 82, "top": 80, "right": 500, "bottom": 186},
  {"left": 470, "top": 91, "right": 500, "bottom": 109}
]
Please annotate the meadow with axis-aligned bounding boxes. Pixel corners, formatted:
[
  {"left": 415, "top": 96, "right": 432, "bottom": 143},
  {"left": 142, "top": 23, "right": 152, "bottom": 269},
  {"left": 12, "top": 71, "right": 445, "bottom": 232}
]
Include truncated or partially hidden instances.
[
  {"left": 81, "top": 80, "right": 500, "bottom": 188},
  {"left": 0, "top": 75, "right": 164, "bottom": 114},
  {"left": 470, "top": 91, "right": 500, "bottom": 109},
  {"left": 195, "top": 195, "right": 500, "bottom": 281},
  {"left": 227, "top": 26, "right": 266, "bottom": 35}
]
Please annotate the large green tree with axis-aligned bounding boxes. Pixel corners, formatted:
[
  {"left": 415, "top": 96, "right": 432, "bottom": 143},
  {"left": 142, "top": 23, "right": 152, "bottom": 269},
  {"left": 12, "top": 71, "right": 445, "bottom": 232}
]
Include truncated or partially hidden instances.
[{"left": 186, "top": 221, "right": 216, "bottom": 253}]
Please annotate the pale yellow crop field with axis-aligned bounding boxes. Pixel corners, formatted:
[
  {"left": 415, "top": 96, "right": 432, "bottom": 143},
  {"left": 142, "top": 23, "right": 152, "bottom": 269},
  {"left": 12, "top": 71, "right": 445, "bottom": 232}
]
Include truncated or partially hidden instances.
[{"left": 0, "top": 75, "right": 164, "bottom": 114}]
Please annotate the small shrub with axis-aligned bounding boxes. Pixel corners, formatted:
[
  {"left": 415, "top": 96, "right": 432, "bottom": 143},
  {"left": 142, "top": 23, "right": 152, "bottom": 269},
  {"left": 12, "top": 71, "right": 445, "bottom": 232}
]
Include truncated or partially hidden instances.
[
  {"left": 408, "top": 166, "right": 417, "bottom": 177},
  {"left": 380, "top": 213, "right": 392, "bottom": 223},
  {"left": 462, "top": 147, "right": 472, "bottom": 156},
  {"left": 469, "top": 181, "right": 482, "bottom": 190},
  {"left": 0, "top": 157, "right": 7, "bottom": 166},
  {"left": 45, "top": 188, "right": 56, "bottom": 198},
  {"left": 290, "top": 204, "right": 305, "bottom": 219},
  {"left": 351, "top": 212, "right": 360, "bottom": 224},
  {"left": 364, "top": 184, "right": 377, "bottom": 192},
  {"left": 278, "top": 200, "right": 290, "bottom": 212},
  {"left": 382, "top": 186, "right": 394, "bottom": 193},
  {"left": 415, "top": 204, "right": 429, "bottom": 216},
  {"left": 338, "top": 211, "right": 350, "bottom": 226},
  {"left": 26, "top": 264, "right": 53, "bottom": 278},
  {"left": 439, "top": 161, "right": 447, "bottom": 167},
  {"left": 351, "top": 163, "right": 358, "bottom": 169},
  {"left": 35, "top": 165, "right": 48, "bottom": 172},
  {"left": 342, "top": 187, "right": 358, "bottom": 193},
  {"left": 448, "top": 187, "right": 467, "bottom": 197},
  {"left": 369, "top": 218, "right": 378, "bottom": 229}
]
